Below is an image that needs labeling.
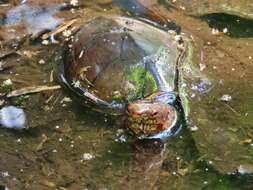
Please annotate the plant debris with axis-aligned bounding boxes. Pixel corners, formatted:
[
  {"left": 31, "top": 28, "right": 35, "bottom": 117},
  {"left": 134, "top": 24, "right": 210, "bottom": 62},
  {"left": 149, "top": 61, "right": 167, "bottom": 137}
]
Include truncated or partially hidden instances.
[{"left": 7, "top": 85, "right": 61, "bottom": 98}]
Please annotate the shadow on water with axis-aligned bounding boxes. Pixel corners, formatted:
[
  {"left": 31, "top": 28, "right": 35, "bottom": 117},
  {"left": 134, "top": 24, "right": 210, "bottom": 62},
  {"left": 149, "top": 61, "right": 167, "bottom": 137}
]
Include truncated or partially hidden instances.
[
  {"left": 87, "top": 118, "right": 253, "bottom": 189},
  {"left": 0, "top": 0, "right": 7, "bottom": 5},
  {"left": 201, "top": 13, "right": 253, "bottom": 38},
  {"left": 163, "top": 128, "right": 253, "bottom": 190},
  {"left": 173, "top": 128, "right": 253, "bottom": 188}
]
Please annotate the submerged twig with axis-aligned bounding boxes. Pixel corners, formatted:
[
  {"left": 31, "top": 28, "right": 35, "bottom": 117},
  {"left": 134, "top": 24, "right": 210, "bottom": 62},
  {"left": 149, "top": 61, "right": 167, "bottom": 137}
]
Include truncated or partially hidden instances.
[
  {"left": 0, "top": 51, "right": 18, "bottom": 60},
  {"left": 41, "top": 19, "right": 77, "bottom": 40},
  {"left": 224, "top": 103, "right": 241, "bottom": 116},
  {"left": 36, "top": 134, "right": 48, "bottom": 151},
  {"left": 7, "top": 85, "right": 61, "bottom": 98}
]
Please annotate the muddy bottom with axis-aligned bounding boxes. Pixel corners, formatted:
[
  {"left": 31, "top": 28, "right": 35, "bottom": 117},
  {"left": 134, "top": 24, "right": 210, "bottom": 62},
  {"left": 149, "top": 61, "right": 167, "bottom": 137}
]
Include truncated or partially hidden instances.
[{"left": 0, "top": 0, "right": 253, "bottom": 189}]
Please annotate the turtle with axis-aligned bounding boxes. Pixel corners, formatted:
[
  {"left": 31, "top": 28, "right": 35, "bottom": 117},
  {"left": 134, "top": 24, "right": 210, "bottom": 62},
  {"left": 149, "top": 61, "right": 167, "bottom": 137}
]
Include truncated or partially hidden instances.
[{"left": 57, "top": 15, "right": 189, "bottom": 139}]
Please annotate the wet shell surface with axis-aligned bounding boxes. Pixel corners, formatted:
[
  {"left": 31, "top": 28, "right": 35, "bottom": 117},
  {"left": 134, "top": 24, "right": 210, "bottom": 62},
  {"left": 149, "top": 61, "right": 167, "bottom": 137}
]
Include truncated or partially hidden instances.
[{"left": 60, "top": 15, "right": 183, "bottom": 115}]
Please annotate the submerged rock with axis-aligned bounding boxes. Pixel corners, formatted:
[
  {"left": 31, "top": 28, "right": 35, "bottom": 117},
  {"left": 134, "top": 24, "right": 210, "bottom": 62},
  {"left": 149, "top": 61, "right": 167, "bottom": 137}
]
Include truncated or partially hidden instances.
[
  {"left": 237, "top": 164, "right": 253, "bottom": 175},
  {"left": 220, "top": 94, "right": 232, "bottom": 102},
  {"left": 0, "top": 185, "right": 9, "bottom": 190},
  {"left": 0, "top": 106, "right": 26, "bottom": 129}
]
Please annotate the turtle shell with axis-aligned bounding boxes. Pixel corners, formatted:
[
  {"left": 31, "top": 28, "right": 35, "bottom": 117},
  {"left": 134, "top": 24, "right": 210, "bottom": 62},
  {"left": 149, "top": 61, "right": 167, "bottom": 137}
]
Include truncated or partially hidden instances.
[{"left": 60, "top": 16, "right": 181, "bottom": 115}]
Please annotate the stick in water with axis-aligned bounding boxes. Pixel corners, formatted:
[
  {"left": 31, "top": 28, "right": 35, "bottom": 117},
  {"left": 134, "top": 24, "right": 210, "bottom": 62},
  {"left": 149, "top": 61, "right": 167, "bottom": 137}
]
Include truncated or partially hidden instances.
[{"left": 7, "top": 85, "right": 61, "bottom": 98}]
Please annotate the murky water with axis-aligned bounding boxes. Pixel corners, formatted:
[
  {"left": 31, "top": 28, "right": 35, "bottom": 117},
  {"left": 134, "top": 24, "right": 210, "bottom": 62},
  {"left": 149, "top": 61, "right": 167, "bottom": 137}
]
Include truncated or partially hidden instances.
[{"left": 0, "top": 0, "right": 253, "bottom": 189}]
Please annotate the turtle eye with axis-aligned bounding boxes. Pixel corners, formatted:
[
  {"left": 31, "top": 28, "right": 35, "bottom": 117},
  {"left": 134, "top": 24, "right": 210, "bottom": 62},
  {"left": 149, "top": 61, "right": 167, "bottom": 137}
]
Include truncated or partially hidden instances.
[{"left": 152, "top": 111, "right": 159, "bottom": 116}]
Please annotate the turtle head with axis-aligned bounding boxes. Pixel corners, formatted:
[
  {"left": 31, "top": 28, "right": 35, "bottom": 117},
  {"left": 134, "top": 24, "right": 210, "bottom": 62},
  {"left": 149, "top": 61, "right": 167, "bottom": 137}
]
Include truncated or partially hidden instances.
[{"left": 126, "top": 100, "right": 177, "bottom": 137}]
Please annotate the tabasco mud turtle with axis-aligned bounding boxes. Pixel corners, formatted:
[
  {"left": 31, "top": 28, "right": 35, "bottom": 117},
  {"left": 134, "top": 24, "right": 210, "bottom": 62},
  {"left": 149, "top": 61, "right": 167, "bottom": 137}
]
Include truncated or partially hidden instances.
[{"left": 58, "top": 15, "right": 190, "bottom": 139}]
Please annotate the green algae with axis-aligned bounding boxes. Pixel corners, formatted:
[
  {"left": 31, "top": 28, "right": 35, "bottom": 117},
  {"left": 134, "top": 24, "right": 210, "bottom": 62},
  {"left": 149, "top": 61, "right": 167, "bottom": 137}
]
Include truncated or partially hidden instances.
[{"left": 126, "top": 66, "right": 158, "bottom": 102}]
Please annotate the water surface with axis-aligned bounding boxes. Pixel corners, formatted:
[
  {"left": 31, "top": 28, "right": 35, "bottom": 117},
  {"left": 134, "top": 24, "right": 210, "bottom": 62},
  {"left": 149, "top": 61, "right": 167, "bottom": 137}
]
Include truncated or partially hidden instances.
[{"left": 0, "top": 0, "right": 253, "bottom": 189}]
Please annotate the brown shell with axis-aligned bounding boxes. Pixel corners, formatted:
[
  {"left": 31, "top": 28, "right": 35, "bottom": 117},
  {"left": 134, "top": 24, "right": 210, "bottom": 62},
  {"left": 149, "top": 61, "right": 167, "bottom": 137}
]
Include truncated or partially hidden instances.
[{"left": 60, "top": 16, "right": 180, "bottom": 114}]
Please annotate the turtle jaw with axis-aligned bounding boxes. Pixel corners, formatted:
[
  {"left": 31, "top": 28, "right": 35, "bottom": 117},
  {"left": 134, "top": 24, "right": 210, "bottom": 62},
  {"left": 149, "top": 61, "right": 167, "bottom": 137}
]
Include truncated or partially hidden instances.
[{"left": 126, "top": 100, "right": 177, "bottom": 137}]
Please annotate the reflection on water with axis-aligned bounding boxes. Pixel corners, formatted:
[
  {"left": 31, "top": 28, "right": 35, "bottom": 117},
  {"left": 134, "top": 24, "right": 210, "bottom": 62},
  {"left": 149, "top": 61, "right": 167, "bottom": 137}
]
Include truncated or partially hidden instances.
[{"left": 0, "top": 4, "right": 64, "bottom": 36}]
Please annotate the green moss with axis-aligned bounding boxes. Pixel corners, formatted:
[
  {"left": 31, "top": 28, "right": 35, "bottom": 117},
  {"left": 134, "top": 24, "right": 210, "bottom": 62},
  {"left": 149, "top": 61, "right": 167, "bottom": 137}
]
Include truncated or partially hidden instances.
[
  {"left": 126, "top": 66, "right": 158, "bottom": 102},
  {"left": 11, "top": 95, "right": 30, "bottom": 106},
  {"left": 0, "top": 85, "right": 13, "bottom": 94}
]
